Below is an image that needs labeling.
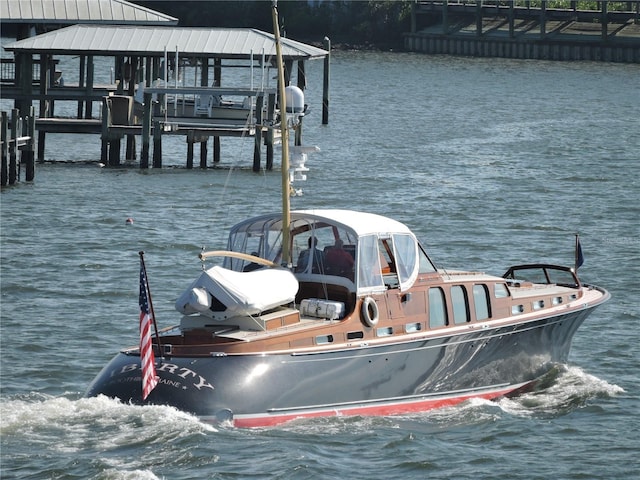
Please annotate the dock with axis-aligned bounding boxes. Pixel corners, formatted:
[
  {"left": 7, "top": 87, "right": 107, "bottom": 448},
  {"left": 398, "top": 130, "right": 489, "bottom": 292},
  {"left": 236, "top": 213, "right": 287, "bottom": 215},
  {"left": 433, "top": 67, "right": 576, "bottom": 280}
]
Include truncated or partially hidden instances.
[
  {"left": 1, "top": 24, "right": 330, "bottom": 181},
  {"left": 406, "top": 1, "right": 640, "bottom": 62}
]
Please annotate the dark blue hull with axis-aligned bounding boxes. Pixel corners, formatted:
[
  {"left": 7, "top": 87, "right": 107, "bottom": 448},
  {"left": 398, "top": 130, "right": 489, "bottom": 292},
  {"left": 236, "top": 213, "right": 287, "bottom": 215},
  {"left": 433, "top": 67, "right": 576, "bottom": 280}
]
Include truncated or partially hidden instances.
[{"left": 86, "top": 307, "right": 594, "bottom": 427}]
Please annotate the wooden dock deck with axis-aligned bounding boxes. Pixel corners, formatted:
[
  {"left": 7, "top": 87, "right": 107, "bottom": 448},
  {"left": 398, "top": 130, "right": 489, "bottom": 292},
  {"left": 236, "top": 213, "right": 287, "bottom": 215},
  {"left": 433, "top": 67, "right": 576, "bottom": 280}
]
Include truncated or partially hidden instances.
[{"left": 406, "top": 1, "right": 640, "bottom": 62}]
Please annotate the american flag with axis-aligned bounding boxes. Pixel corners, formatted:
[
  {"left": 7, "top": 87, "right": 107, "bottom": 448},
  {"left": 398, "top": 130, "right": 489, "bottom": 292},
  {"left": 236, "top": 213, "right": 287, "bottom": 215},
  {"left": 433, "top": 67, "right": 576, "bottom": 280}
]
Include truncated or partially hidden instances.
[{"left": 139, "top": 258, "right": 158, "bottom": 400}]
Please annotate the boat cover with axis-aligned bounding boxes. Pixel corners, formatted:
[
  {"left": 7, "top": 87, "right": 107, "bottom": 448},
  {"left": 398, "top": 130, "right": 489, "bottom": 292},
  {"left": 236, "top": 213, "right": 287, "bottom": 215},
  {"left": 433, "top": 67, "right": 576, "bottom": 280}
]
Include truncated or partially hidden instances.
[{"left": 176, "top": 266, "right": 299, "bottom": 318}]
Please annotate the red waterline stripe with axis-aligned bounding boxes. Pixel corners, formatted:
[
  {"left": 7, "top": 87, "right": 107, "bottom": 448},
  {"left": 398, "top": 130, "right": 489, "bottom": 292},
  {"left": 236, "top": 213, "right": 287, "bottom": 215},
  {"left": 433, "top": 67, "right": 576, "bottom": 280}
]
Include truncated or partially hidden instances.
[{"left": 232, "top": 383, "right": 530, "bottom": 428}]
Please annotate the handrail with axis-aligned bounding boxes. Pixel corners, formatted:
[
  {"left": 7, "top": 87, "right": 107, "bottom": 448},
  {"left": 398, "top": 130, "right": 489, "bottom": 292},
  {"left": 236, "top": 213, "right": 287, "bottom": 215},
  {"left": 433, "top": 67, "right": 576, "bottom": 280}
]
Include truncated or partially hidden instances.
[
  {"left": 198, "top": 250, "right": 279, "bottom": 268},
  {"left": 502, "top": 263, "right": 580, "bottom": 288}
]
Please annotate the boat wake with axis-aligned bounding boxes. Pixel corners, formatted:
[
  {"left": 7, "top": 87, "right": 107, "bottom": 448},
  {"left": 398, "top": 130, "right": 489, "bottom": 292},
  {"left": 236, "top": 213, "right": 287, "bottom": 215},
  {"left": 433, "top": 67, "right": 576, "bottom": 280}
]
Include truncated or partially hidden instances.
[
  {"left": 403, "top": 364, "right": 624, "bottom": 429},
  {"left": 494, "top": 364, "right": 624, "bottom": 419},
  {"left": 0, "top": 393, "right": 217, "bottom": 478},
  {"left": 274, "top": 365, "right": 623, "bottom": 434}
]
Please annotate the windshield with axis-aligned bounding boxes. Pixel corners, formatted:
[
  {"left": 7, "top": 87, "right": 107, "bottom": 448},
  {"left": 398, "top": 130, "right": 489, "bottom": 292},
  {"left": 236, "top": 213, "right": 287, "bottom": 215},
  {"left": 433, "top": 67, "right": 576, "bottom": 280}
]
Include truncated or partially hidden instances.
[{"left": 224, "top": 212, "right": 428, "bottom": 295}]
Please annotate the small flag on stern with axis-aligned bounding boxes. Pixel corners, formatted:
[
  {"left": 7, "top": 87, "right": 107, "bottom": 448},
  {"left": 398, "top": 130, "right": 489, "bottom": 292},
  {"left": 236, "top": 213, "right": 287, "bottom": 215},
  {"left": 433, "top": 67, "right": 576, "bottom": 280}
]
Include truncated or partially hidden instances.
[
  {"left": 139, "top": 255, "right": 159, "bottom": 400},
  {"left": 575, "top": 234, "right": 585, "bottom": 271}
]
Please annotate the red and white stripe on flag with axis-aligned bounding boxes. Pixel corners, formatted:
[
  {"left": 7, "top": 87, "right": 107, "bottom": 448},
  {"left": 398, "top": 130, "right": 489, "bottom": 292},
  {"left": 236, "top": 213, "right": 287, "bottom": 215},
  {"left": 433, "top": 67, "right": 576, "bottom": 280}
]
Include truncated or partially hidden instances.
[{"left": 139, "top": 261, "right": 158, "bottom": 400}]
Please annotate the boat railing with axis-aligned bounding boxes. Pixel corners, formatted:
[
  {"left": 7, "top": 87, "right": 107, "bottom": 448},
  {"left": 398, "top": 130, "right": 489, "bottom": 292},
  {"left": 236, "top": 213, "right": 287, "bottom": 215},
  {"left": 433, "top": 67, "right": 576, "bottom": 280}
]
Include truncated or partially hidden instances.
[{"left": 502, "top": 263, "right": 581, "bottom": 288}]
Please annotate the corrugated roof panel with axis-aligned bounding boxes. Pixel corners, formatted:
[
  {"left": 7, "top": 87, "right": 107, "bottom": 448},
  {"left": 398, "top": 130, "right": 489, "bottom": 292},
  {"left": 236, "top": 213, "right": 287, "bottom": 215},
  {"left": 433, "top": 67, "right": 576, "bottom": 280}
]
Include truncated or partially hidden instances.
[
  {"left": 42, "top": 0, "right": 56, "bottom": 20},
  {"left": 0, "top": 0, "right": 178, "bottom": 24},
  {"left": 3, "top": 25, "right": 329, "bottom": 60},
  {"left": 76, "top": 0, "right": 89, "bottom": 20}
]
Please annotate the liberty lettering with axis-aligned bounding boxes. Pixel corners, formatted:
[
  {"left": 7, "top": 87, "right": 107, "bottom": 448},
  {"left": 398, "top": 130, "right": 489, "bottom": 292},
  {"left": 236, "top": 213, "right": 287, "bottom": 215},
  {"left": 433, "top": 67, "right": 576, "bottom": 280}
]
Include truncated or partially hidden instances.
[
  {"left": 155, "top": 362, "right": 213, "bottom": 390},
  {"left": 119, "top": 363, "right": 139, "bottom": 374}
]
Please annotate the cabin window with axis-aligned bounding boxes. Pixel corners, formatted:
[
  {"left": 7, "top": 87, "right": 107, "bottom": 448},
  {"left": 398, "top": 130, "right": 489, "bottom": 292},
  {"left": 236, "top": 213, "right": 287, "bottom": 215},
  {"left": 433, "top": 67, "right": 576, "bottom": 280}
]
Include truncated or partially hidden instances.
[
  {"left": 347, "top": 331, "right": 364, "bottom": 340},
  {"left": 429, "top": 287, "right": 448, "bottom": 328},
  {"left": 315, "top": 334, "right": 334, "bottom": 345},
  {"left": 473, "top": 284, "right": 491, "bottom": 321},
  {"left": 418, "top": 245, "right": 437, "bottom": 273},
  {"left": 512, "top": 304, "right": 524, "bottom": 315},
  {"left": 553, "top": 296, "right": 563, "bottom": 305},
  {"left": 533, "top": 300, "right": 545, "bottom": 310},
  {"left": 451, "top": 286, "right": 469, "bottom": 324},
  {"left": 405, "top": 322, "right": 422, "bottom": 333},
  {"left": 376, "top": 327, "right": 393, "bottom": 337},
  {"left": 494, "top": 283, "right": 510, "bottom": 298}
]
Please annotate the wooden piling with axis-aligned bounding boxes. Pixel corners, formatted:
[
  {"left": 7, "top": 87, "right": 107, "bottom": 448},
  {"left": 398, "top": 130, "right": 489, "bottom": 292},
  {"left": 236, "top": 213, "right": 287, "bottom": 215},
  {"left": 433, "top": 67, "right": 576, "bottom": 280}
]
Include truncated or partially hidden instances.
[
  {"left": 213, "top": 136, "right": 220, "bottom": 164},
  {"left": 152, "top": 120, "right": 162, "bottom": 168},
  {"left": 253, "top": 94, "right": 264, "bottom": 172},
  {"left": 140, "top": 92, "right": 152, "bottom": 169},
  {"left": 322, "top": 37, "right": 331, "bottom": 125},
  {"left": 187, "top": 130, "right": 195, "bottom": 169},
  {"left": 125, "top": 134, "right": 136, "bottom": 161},
  {"left": 9, "top": 109, "right": 18, "bottom": 185},
  {"left": 200, "top": 139, "right": 208, "bottom": 168},
  {"left": 101, "top": 97, "right": 110, "bottom": 165},
  {"left": 24, "top": 107, "right": 35, "bottom": 181},
  {"left": 108, "top": 137, "right": 121, "bottom": 166},
  {"left": 266, "top": 93, "right": 275, "bottom": 170},
  {"left": 1, "top": 111, "right": 8, "bottom": 186}
]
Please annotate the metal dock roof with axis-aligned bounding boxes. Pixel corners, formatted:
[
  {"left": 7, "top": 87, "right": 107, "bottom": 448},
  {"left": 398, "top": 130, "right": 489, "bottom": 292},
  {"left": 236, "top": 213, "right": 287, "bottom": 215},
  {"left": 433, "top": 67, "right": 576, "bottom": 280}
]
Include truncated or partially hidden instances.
[
  {"left": 3, "top": 24, "right": 329, "bottom": 60},
  {"left": 0, "top": 0, "right": 178, "bottom": 25}
]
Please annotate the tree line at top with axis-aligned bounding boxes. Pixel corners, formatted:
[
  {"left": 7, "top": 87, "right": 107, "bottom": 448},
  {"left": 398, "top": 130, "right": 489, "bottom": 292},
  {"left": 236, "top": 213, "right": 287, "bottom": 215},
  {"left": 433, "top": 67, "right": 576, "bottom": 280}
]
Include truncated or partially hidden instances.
[
  {"left": 136, "top": 1, "right": 413, "bottom": 50},
  {"left": 135, "top": 1, "right": 635, "bottom": 50}
]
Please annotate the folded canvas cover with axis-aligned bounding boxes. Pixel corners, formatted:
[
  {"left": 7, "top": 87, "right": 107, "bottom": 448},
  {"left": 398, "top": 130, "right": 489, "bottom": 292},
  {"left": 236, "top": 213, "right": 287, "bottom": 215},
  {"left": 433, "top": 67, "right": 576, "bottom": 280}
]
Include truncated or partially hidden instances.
[{"left": 176, "top": 266, "right": 299, "bottom": 318}]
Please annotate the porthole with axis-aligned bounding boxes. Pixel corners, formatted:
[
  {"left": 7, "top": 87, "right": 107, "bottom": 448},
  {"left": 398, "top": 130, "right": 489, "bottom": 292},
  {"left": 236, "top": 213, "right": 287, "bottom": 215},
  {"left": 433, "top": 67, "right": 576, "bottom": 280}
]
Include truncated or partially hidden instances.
[
  {"left": 553, "top": 296, "right": 563, "bottom": 305},
  {"left": 533, "top": 300, "right": 545, "bottom": 310},
  {"left": 347, "top": 331, "right": 364, "bottom": 340},
  {"left": 376, "top": 327, "right": 393, "bottom": 337},
  {"left": 405, "top": 322, "right": 422, "bottom": 333},
  {"left": 316, "top": 334, "right": 334, "bottom": 345},
  {"left": 512, "top": 304, "right": 524, "bottom": 315}
]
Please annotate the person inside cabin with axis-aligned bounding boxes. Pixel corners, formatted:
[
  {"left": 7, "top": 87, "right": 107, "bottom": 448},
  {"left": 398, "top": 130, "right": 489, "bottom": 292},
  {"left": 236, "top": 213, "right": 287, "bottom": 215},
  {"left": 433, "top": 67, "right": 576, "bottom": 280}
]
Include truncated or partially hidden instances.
[
  {"left": 295, "top": 237, "right": 324, "bottom": 273},
  {"left": 325, "top": 239, "right": 354, "bottom": 278}
]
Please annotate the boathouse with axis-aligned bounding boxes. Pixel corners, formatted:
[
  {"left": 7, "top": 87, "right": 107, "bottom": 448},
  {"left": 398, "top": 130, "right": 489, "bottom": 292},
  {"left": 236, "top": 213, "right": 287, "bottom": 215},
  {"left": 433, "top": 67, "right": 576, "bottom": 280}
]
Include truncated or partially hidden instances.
[
  {"left": 1, "top": 0, "right": 330, "bottom": 173},
  {"left": 0, "top": 0, "right": 177, "bottom": 184}
]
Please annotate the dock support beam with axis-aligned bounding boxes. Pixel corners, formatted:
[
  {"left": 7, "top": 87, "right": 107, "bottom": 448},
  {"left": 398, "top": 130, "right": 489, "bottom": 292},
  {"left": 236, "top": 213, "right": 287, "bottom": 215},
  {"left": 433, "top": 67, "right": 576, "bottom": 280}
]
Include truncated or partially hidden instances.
[
  {"left": 140, "top": 92, "right": 152, "bottom": 168},
  {"left": 187, "top": 131, "right": 194, "bottom": 169},
  {"left": 152, "top": 120, "right": 162, "bottom": 168},
  {"left": 200, "top": 138, "right": 208, "bottom": 168},
  {"left": 213, "top": 137, "right": 220, "bottom": 164},
  {"left": 322, "top": 37, "right": 331, "bottom": 125},
  {"left": 9, "top": 110, "right": 18, "bottom": 185},
  {"left": 1, "top": 111, "right": 7, "bottom": 186},
  {"left": 253, "top": 94, "right": 264, "bottom": 172},
  {"left": 24, "top": 108, "right": 35, "bottom": 181},
  {"left": 266, "top": 93, "right": 275, "bottom": 170}
]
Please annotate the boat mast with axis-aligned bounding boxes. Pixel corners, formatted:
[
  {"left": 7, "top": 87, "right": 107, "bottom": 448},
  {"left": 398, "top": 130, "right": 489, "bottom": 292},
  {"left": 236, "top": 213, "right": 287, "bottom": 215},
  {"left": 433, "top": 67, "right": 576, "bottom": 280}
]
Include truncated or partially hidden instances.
[{"left": 271, "top": 0, "right": 291, "bottom": 267}]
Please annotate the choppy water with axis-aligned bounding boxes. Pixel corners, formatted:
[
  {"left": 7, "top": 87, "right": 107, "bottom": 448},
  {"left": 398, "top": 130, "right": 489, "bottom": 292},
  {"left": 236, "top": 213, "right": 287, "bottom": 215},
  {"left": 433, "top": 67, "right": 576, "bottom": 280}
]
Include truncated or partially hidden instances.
[{"left": 1, "top": 51, "right": 639, "bottom": 479}]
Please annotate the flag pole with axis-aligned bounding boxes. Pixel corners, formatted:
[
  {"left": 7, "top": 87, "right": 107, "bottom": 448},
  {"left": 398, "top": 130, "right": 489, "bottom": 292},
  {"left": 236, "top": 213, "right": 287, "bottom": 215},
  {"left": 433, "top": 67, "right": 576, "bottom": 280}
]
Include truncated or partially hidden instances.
[{"left": 139, "top": 251, "right": 162, "bottom": 355}]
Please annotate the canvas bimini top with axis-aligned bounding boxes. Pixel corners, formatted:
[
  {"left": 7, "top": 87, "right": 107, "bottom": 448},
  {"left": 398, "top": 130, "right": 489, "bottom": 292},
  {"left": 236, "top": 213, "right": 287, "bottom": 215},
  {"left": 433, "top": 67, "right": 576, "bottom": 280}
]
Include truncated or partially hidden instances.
[{"left": 222, "top": 209, "right": 437, "bottom": 297}]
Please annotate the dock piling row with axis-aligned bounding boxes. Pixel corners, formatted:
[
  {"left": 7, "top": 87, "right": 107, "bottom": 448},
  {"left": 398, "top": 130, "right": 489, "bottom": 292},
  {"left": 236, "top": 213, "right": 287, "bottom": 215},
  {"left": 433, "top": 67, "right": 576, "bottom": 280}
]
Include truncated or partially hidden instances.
[{"left": 1, "top": 107, "right": 36, "bottom": 186}]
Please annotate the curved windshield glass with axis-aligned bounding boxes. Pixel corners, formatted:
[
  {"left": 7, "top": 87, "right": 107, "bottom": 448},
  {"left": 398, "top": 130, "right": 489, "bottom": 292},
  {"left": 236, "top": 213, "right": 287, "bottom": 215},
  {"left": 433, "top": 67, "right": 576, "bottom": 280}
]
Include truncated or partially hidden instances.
[
  {"left": 392, "top": 233, "right": 418, "bottom": 290},
  {"left": 357, "top": 235, "right": 385, "bottom": 294}
]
